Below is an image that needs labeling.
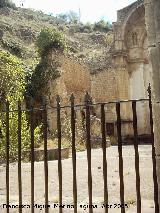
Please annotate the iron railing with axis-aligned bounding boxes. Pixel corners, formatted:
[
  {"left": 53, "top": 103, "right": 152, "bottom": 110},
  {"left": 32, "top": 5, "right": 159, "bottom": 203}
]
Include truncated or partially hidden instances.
[{"left": 0, "top": 84, "right": 159, "bottom": 213}]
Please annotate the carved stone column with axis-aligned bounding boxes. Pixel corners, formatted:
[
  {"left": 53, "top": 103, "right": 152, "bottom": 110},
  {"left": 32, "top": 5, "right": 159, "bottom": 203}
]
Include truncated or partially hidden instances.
[{"left": 112, "top": 23, "right": 132, "bottom": 136}]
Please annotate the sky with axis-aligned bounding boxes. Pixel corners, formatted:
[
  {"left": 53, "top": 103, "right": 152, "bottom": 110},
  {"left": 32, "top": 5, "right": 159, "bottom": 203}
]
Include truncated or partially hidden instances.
[{"left": 12, "top": 0, "right": 136, "bottom": 23}]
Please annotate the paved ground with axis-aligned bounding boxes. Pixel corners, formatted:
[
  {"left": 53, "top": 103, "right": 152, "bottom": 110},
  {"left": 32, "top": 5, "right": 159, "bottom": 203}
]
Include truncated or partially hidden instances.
[{"left": 0, "top": 145, "right": 156, "bottom": 212}]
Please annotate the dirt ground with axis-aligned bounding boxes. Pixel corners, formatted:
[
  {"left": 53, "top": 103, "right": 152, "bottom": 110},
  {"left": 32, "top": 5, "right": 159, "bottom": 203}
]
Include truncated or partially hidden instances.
[{"left": 0, "top": 145, "right": 156, "bottom": 212}]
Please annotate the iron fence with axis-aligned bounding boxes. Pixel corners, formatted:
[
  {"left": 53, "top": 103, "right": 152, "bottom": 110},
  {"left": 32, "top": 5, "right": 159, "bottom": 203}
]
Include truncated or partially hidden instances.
[{"left": 0, "top": 85, "right": 159, "bottom": 213}]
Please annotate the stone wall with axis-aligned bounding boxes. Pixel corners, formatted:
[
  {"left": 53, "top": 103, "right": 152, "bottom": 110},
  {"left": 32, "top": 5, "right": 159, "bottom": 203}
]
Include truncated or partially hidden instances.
[
  {"left": 91, "top": 68, "right": 117, "bottom": 103},
  {"left": 46, "top": 50, "right": 91, "bottom": 130},
  {"left": 47, "top": 50, "right": 91, "bottom": 106}
]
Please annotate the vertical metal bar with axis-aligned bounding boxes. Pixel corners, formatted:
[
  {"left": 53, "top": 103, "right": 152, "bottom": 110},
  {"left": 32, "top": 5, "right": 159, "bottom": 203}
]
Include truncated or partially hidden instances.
[
  {"left": 30, "top": 103, "right": 34, "bottom": 213},
  {"left": 6, "top": 101, "right": 9, "bottom": 213},
  {"left": 116, "top": 102, "right": 125, "bottom": 213},
  {"left": 101, "top": 104, "right": 108, "bottom": 213},
  {"left": 43, "top": 101, "right": 49, "bottom": 213},
  {"left": 57, "top": 95, "right": 62, "bottom": 213},
  {"left": 85, "top": 93, "right": 93, "bottom": 213},
  {"left": 132, "top": 101, "right": 141, "bottom": 213},
  {"left": 18, "top": 101, "right": 22, "bottom": 213},
  {"left": 70, "top": 94, "right": 77, "bottom": 213},
  {"left": 148, "top": 84, "right": 159, "bottom": 213}
]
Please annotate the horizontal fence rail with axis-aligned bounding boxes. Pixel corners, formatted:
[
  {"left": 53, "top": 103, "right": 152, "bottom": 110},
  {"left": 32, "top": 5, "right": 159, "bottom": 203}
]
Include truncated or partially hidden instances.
[
  {"left": 0, "top": 86, "right": 159, "bottom": 213},
  {"left": 0, "top": 98, "right": 150, "bottom": 113}
]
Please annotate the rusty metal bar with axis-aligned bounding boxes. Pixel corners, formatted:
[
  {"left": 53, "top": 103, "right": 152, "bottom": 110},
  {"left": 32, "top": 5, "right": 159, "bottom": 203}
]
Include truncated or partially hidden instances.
[
  {"left": 6, "top": 101, "right": 9, "bottom": 213},
  {"left": 30, "top": 103, "right": 34, "bottom": 213},
  {"left": 85, "top": 93, "right": 93, "bottom": 213},
  {"left": 132, "top": 101, "right": 141, "bottom": 213},
  {"left": 18, "top": 101, "right": 22, "bottom": 213},
  {"left": 51, "top": 98, "right": 149, "bottom": 110},
  {"left": 0, "top": 98, "right": 150, "bottom": 113},
  {"left": 70, "top": 94, "right": 77, "bottom": 213},
  {"left": 148, "top": 84, "right": 159, "bottom": 213},
  {"left": 43, "top": 101, "right": 49, "bottom": 213},
  {"left": 101, "top": 104, "right": 108, "bottom": 213},
  {"left": 57, "top": 95, "right": 62, "bottom": 213},
  {"left": 116, "top": 102, "right": 125, "bottom": 213}
]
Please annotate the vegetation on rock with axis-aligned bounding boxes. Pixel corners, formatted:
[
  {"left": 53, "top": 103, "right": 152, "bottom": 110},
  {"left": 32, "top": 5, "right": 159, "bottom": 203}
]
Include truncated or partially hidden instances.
[
  {"left": 26, "top": 27, "right": 65, "bottom": 101},
  {"left": 93, "top": 19, "right": 111, "bottom": 32},
  {"left": 36, "top": 27, "right": 67, "bottom": 57},
  {"left": 0, "top": 5, "right": 113, "bottom": 73},
  {"left": 25, "top": 59, "right": 61, "bottom": 100}
]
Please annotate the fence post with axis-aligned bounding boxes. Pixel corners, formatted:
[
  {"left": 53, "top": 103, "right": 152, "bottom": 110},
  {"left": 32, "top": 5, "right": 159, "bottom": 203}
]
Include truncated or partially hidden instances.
[
  {"left": 116, "top": 102, "right": 125, "bottom": 213},
  {"left": 56, "top": 95, "right": 62, "bottom": 213},
  {"left": 6, "top": 100, "right": 10, "bottom": 213},
  {"left": 132, "top": 101, "right": 141, "bottom": 213},
  {"left": 43, "top": 98, "right": 49, "bottom": 213},
  {"left": 100, "top": 104, "right": 108, "bottom": 213},
  {"left": 70, "top": 94, "right": 77, "bottom": 213},
  {"left": 85, "top": 92, "right": 93, "bottom": 213},
  {"left": 30, "top": 99, "right": 35, "bottom": 213},
  {"left": 18, "top": 100, "right": 22, "bottom": 213},
  {"left": 148, "top": 84, "right": 159, "bottom": 213}
]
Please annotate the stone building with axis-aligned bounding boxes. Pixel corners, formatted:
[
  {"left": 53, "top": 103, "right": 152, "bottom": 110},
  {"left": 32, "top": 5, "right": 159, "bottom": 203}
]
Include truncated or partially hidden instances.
[{"left": 47, "top": 0, "right": 152, "bottom": 139}]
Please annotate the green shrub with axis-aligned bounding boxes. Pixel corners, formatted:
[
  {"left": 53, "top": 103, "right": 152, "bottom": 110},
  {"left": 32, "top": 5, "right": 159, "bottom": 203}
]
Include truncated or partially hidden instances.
[
  {"left": 0, "top": 50, "right": 25, "bottom": 101},
  {"left": 0, "top": 0, "right": 16, "bottom": 9},
  {"left": 0, "top": 111, "right": 41, "bottom": 161},
  {"left": 93, "top": 19, "right": 110, "bottom": 32},
  {"left": 25, "top": 60, "right": 61, "bottom": 100},
  {"left": 0, "top": 50, "right": 41, "bottom": 162},
  {"left": 2, "top": 39, "right": 23, "bottom": 57},
  {"left": 79, "top": 22, "right": 93, "bottom": 33},
  {"left": 36, "top": 27, "right": 67, "bottom": 56}
]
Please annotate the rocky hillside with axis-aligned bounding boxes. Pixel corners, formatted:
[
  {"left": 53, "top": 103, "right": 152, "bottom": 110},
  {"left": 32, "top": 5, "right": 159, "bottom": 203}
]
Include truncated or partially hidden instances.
[{"left": 0, "top": 5, "right": 114, "bottom": 73}]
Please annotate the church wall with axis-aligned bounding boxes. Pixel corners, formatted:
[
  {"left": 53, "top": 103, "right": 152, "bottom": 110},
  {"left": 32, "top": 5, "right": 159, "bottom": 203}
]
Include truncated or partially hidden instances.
[
  {"left": 46, "top": 51, "right": 91, "bottom": 130},
  {"left": 91, "top": 68, "right": 117, "bottom": 103}
]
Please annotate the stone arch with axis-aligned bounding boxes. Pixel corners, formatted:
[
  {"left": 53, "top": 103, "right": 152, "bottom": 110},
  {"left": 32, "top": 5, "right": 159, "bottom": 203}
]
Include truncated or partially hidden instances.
[
  {"left": 122, "top": 3, "right": 145, "bottom": 39},
  {"left": 112, "top": 1, "right": 152, "bottom": 136},
  {"left": 118, "top": 3, "right": 151, "bottom": 134}
]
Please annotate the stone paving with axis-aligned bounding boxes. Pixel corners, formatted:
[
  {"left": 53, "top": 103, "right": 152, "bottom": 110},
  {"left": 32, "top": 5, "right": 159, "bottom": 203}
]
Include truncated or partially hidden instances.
[{"left": 0, "top": 145, "right": 156, "bottom": 212}]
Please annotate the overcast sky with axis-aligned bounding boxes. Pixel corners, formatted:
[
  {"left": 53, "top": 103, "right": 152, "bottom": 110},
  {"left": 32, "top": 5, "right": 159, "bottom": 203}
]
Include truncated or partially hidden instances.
[{"left": 12, "top": 0, "right": 136, "bottom": 23}]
